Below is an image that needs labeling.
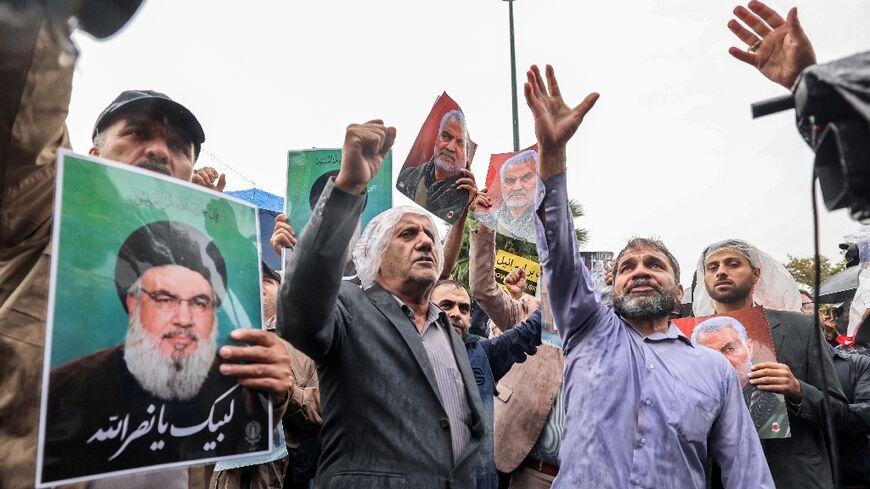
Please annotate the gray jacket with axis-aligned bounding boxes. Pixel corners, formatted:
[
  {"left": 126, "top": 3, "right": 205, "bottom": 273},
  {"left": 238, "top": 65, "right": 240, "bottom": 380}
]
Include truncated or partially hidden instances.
[{"left": 278, "top": 178, "right": 485, "bottom": 489}]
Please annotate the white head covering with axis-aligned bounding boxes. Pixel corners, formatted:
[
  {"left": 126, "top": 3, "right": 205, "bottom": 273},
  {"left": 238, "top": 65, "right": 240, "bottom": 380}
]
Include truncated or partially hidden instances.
[
  {"left": 351, "top": 206, "right": 444, "bottom": 289},
  {"left": 692, "top": 239, "right": 802, "bottom": 316}
]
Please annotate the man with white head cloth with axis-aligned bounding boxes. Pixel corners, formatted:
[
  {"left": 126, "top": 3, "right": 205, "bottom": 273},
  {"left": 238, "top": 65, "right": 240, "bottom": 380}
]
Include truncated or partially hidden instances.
[
  {"left": 279, "top": 120, "right": 485, "bottom": 489},
  {"left": 693, "top": 238, "right": 848, "bottom": 489}
]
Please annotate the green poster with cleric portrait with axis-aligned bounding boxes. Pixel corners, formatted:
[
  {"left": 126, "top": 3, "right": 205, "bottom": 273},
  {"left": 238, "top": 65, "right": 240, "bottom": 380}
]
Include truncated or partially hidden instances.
[
  {"left": 285, "top": 148, "right": 392, "bottom": 234},
  {"left": 37, "top": 151, "right": 270, "bottom": 487}
]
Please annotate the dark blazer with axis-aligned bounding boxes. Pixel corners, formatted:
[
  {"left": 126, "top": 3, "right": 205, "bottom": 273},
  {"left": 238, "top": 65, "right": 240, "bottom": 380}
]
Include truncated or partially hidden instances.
[
  {"left": 760, "top": 309, "right": 850, "bottom": 489},
  {"left": 278, "top": 178, "right": 486, "bottom": 489}
]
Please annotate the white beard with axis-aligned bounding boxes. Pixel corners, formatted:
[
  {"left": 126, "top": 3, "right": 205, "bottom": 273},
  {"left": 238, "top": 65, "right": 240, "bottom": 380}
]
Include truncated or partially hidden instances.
[{"left": 124, "top": 304, "right": 217, "bottom": 401}]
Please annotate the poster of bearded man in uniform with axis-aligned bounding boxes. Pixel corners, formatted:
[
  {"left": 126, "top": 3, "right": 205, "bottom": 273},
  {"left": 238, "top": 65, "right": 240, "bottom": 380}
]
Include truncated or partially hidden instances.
[
  {"left": 396, "top": 92, "right": 477, "bottom": 224},
  {"left": 675, "top": 306, "right": 790, "bottom": 439}
]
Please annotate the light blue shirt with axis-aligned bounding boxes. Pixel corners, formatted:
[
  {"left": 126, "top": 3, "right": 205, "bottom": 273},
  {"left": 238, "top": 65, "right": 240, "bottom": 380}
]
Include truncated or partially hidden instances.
[{"left": 534, "top": 172, "right": 774, "bottom": 489}]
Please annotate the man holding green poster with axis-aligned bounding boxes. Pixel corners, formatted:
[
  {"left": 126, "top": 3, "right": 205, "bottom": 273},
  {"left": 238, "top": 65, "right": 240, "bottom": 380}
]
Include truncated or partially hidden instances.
[{"left": 0, "top": 9, "right": 298, "bottom": 486}]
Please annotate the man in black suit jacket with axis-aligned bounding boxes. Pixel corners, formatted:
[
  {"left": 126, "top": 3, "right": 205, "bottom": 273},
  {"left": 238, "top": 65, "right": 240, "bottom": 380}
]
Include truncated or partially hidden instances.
[
  {"left": 696, "top": 239, "right": 848, "bottom": 488},
  {"left": 278, "top": 120, "right": 486, "bottom": 489}
]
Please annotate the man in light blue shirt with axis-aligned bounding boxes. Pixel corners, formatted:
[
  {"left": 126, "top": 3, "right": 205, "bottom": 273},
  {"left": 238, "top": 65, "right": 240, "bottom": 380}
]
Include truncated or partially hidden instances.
[{"left": 523, "top": 64, "right": 774, "bottom": 489}]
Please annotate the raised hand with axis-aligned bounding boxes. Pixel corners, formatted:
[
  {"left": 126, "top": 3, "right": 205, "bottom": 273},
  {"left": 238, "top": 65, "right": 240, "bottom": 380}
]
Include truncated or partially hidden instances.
[
  {"left": 504, "top": 267, "right": 527, "bottom": 300},
  {"left": 727, "top": 1, "right": 816, "bottom": 89},
  {"left": 269, "top": 213, "right": 297, "bottom": 256},
  {"left": 453, "top": 169, "right": 479, "bottom": 205},
  {"left": 334, "top": 120, "right": 397, "bottom": 194},
  {"left": 469, "top": 187, "right": 492, "bottom": 213},
  {"left": 191, "top": 166, "right": 227, "bottom": 192},
  {"left": 523, "top": 64, "right": 599, "bottom": 179}
]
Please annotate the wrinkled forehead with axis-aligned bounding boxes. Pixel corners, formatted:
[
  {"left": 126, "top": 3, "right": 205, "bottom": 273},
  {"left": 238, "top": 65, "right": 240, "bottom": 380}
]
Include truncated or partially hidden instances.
[
  {"left": 140, "top": 265, "right": 213, "bottom": 295},
  {"left": 433, "top": 283, "right": 471, "bottom": 303},
  {"left": 105, "top": 112, "right": 194, "bottom": 146},
  {"left": 704, "top": 247, "right": 753, "bottom": 267},
  {"left": 503, "top": 158, "right": 536, "bottom": 177},
  {"left": 702, "top": 324, "right": 743, "bottom": 342},
  {"left": 617, "top": 245, "right": 672, "bottom": 270},
  {"left": 442, "top": 117, "right": 466, "bottom": 138},
  {"left": 392, "top": 212, "right": 437, "bottom": 235}
]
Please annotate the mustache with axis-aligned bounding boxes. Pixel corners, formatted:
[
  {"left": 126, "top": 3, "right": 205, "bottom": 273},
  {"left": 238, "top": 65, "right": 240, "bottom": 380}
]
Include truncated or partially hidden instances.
[
  {"left": 162, "top": 329, "right": 199, "bottom": 342},
  {"left": 136, "top": 156, "right": 171, "bottom": 176},
  {"left": 626, "top": 278, "right": 664, "bottom": 294}
]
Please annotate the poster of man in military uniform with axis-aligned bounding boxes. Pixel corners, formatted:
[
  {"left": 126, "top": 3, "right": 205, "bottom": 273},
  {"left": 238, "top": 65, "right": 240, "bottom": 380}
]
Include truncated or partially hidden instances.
[
  {"left": 676, "top": 307, "right": 790, "bottom": 439},
  {"left": 396, "top": 92, "right": 476, "bottom": 224}
]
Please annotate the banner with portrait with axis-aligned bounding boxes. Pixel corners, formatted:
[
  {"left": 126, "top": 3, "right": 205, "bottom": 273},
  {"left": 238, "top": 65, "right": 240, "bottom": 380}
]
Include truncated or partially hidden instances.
[
  {"left": 37, "top": 151, "right": 271, "bottom": 486},
  {"left": 674, "top": 306, "right": 790, "bottom": 439},
  {"left": 286, "top": 148, "right": 393, "bottom": 234},
  {"left": 475, "top": 145, "right": 539, "bottom": 242},
  {"left": 396, "top": 92, "right": 477, "bottom": 224}
]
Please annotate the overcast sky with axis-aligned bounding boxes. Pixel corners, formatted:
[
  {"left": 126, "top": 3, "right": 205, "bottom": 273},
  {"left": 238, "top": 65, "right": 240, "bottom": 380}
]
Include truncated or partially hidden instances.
[{"left": 66, "top": 0, "right": 870, "bottom": 286}]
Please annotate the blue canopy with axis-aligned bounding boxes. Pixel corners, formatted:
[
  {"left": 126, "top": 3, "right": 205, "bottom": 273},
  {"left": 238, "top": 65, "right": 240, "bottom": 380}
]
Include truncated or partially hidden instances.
[{"left": 226, "top": 188, "right": 284, "bottom": 272}]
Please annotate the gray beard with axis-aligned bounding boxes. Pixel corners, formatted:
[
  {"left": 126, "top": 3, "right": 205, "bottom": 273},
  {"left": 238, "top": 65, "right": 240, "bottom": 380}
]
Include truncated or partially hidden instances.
[
  {"left": 124, "top": 305, "right": 217, "bottom": 401},
  {"left": 433, "top": 152, "right": 464, "bottom": 175},
  {"left": 504, "top": 194, "right": 532, "bottom": 210},
  {"left": 613, "top": 280, "right": 678, "bottom": 321}
]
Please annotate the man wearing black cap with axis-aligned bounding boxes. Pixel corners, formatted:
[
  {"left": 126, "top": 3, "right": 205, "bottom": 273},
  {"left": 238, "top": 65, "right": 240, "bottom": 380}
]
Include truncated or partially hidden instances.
[
  {"left": 0, "top": 7, "right": 286, "bottom": 487},
  {"left": 42, "top": 221, "right": 273, "bottom": 483}
]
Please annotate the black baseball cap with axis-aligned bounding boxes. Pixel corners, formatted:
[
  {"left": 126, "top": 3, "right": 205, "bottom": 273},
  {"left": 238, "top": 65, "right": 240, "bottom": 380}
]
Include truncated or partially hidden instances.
[
  {"left": 261, "top": 261, "right": 281, "bottom": 283},
  {"left": 92, "top": 90, "right": 206, "bottom": 160}
]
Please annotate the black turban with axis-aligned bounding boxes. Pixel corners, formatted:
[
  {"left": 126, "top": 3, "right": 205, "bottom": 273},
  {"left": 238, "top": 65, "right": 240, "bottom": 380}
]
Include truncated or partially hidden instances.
[{"left": 115, "top": 220, "right": 227, "bottom": 312}]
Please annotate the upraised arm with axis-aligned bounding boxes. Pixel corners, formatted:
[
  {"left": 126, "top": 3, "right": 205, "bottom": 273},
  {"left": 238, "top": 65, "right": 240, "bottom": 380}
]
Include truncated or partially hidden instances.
[
  {"left": 469, "top": 226, "right": 536, "bottom": 330},
  {"left": 525, "top": 65, "right": 604, "bottom": 351},
  {"left": 278, "top": 121, "right": 395, "bottom": 359},
  {"left": 440, "top": 169, "right": 478, "bottom": 280},
  {"left": 727, "top": 1, "right": 816, "bottom": 89}
]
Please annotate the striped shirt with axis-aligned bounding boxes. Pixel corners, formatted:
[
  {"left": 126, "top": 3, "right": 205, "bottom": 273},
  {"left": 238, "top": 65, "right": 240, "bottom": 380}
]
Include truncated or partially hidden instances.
[{"left": 394, "top": 296, "right": 473, "bottom": 464}]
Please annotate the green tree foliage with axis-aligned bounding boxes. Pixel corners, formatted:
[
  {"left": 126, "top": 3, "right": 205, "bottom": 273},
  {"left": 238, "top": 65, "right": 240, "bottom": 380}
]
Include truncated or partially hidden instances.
[
  {"left": 784, "top": 254, "right": 847, "bottom": 288},
  {"left": 447, "top": 199, "right": 588, "bottom": 290}
]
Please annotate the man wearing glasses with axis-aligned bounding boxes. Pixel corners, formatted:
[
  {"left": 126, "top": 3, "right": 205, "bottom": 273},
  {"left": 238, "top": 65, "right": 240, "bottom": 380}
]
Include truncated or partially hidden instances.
[{"left": 42, "top": 220, "right": 273, "bottom": 482}]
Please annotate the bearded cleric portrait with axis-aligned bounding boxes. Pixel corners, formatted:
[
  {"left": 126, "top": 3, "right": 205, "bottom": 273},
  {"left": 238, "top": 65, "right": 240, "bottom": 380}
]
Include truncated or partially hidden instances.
[{"left": 41, "top": 220, "right": 270, "bottom": 484}]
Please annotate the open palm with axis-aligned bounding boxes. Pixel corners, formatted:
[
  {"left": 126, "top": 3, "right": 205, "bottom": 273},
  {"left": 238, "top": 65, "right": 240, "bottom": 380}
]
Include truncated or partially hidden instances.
[
  {"left": 524, "top": 65, "right": 599, "bottom": 154},
  {"left": 728, "top": 2, "right": 816, "bottom": 89}
]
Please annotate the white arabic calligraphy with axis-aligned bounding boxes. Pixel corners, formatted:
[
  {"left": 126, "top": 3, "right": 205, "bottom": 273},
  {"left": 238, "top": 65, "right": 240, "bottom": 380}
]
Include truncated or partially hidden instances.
[{"left": 86, "top": 384, "right": 241, "bottom": 461}]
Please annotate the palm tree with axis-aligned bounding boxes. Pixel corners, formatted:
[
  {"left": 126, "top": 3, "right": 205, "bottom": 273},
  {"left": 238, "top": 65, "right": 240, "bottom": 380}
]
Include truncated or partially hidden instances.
[{"left": 448, "top": 199, "right": 588, "bottom": 290}]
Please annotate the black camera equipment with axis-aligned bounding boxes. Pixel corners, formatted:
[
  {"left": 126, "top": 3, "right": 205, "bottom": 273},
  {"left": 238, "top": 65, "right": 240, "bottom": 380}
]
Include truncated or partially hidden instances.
[
  {"left": 750, "top": 52, "right": 870, "bottom": 488},
  {"left": 752, "top": 51, "right": 870, "bottom": 223}
]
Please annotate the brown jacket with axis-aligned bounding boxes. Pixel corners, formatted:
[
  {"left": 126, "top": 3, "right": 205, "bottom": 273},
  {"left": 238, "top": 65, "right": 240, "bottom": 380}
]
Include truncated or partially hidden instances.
[
  {"left": 468, "top": 228, "right": 537, "bottom": 331},
  {"left": 468, "top": 227, "right": 562, "bottom": 473},
  {"left": 0, "top": 9, "right": 72, "bottom": 489}
]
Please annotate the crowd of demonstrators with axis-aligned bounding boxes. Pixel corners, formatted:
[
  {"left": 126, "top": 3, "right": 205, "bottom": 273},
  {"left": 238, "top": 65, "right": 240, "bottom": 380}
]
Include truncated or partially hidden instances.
[{"left": 4, "top": 1, "right": 870, "bottom": 489}]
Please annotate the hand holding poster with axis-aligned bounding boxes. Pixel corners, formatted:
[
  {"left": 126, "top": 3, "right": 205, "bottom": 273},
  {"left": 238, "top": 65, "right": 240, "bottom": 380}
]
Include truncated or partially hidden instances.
[
  {"left": 396, "top": 92, "right": 476, "bottom": 224},
  {"left": 38, "top": 152, "right": 271, "bottom": 486},
  {"left": 475, "top": 146, "right": 539, "bottom": 243},
  {"left": 674, "top": 306, "right": 790, "bottom": 439}
]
